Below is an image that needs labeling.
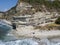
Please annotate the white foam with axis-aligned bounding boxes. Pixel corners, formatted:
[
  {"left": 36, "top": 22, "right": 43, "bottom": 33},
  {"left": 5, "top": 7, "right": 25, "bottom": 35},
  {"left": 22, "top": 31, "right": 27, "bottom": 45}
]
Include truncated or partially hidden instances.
[
  {"left": 0, "top": 38, "right": 60, "bottom": 45},
  {"left": 0, "top": 39, "right": 38, "bottom": 45}
]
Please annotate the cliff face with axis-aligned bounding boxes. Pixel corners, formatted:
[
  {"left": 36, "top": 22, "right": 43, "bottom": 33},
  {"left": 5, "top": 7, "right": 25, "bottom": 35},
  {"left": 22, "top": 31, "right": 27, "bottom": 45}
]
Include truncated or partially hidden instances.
[
  {"left": 0, "top": 6, "right": 17, "bottom": 20},
  {"left": 0, "top": 0, "right": 60, "bottom": 20},
  {"left": 0, "top": 0, "right": 35, "bottom": 20},
  {"left": 0, "top": 0, "right": 60, "bottom": 30}
]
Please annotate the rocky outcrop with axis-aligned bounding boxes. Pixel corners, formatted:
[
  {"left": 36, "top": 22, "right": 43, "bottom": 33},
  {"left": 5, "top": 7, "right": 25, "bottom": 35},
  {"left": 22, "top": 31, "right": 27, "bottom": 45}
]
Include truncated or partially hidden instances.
[
  {"left": 0, "top": 0, "right": 60, "bottom": 20},
  {"left": 0, "top": 0, "right": 60, "bottom": 28},
  {"left": 0, "top": 0, "right": 35, "bottom": 20},
  {"left": 0, "top": 5, "right": 17, "bottom": 20}
]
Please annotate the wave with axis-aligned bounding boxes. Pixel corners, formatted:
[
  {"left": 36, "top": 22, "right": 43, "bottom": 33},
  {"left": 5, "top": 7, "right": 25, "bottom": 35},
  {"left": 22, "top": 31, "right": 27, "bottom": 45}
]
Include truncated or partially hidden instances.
[
  {"left": 0, "top": 38, "right": 60, "bottom": 45},
  {"left": 0, "top": 39, "right": 38, "bottom": 45}
]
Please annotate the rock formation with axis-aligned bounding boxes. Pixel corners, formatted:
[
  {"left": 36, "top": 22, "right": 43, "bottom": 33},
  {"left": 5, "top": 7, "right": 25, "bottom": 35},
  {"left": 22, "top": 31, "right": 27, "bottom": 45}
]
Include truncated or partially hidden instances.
[
  {"left": 0, "top": 0, "right": 60, "bottom": 20},
  {"left": 0, "top": 0, "right": 60, "bottom": 30},
  {"left": 0, "top": 0, "right": 35, "bottom": 20}
]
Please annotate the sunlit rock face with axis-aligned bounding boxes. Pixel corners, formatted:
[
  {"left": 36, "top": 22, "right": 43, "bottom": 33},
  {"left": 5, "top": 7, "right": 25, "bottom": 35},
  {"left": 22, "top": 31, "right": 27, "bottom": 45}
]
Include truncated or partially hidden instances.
[
  {"left": 0, "top": 0, "right": 58, "bottom": 20},
  {"left": 0, "top": 0, "right": 34, "bottom": 20}
]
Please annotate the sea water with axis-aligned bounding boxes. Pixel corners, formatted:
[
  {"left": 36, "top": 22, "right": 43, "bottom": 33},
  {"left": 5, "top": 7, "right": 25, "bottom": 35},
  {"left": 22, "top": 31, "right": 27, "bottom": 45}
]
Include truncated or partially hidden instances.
[
  {"left": 0, "top": 38, "right": 60, "bottom": 45},
  {"left": 0, "top": 20, "right": 38, "bottom": 45},
  {"left": 0, "top": 39, "right": 38, "bottom": 45},
  {"left": 0, "top": 20, "right": 60, "bottom": 45},
  {"left": 0, "top": 32, "right": 60, "bottom": 45}
]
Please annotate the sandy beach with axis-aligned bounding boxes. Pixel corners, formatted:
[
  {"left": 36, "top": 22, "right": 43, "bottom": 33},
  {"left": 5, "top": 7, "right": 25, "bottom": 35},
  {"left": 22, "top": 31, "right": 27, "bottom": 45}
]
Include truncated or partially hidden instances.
[{"left": 11, "top": 25, "right": 60, "bottom": 39}]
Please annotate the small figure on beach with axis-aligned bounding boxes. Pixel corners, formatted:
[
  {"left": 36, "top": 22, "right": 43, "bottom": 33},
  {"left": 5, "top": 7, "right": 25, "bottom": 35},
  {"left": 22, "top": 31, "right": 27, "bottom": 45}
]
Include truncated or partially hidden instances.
[{"left": 33, "top": 32, "right": 35, "bottom": 34}]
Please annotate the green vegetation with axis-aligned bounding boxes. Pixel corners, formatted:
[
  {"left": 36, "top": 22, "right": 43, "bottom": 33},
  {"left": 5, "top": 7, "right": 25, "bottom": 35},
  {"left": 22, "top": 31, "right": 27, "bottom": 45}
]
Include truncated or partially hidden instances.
[
  {"left": 55, "top": 17, "right": 60, "bottom": 24},
  {"left": 34, "top": 23, "right": 60, "bottom": 30},
  {"left": 20, "top": 0, "right": 60, "bottom": 9}
]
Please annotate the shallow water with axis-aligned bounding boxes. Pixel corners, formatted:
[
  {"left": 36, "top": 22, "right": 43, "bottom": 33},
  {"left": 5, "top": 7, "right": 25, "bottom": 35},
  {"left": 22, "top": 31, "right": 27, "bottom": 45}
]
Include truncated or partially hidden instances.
[
  {"left": 40, "top": 38, "right": 60, "bottom": 45},
  {"left": 1, "top": 38, "right": 60, "bottom": 45},
  {"left": 1, "top": 32, "right": 60, "bottom": 45},
  {"left": 0, "top": 21, "right": 60, "bottom": 45},
  {"left": 0, "top": 39, "right": 38, "bottom": 45}
]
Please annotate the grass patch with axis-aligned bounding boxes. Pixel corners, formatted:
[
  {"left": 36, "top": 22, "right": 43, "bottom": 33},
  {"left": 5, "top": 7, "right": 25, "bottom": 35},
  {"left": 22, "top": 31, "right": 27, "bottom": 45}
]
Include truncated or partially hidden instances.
[{"left": 47, "top": 23, "right": 60, "bottom": 27}]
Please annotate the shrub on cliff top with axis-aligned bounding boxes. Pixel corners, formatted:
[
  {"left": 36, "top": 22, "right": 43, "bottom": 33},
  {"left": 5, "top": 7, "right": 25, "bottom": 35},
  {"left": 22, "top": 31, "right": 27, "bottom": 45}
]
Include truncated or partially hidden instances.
[
  {"left": 20, "top": 0, "right": 60, "bottom": 9},
  {"left": 55, "top": 17, "right": 60, "bottom": 24}
]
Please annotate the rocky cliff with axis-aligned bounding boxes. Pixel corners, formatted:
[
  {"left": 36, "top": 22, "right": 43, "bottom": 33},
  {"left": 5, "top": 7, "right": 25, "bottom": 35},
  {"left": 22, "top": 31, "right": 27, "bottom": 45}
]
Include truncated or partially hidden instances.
[
  {"left": 0, "top": 0, "right": 60, "bottom": 31},
  {"left": 0, "top": 0, "right": 60, "bottom": 20},
  {"left": 0, "top": 0, "right": 35, "bottom": 20}
]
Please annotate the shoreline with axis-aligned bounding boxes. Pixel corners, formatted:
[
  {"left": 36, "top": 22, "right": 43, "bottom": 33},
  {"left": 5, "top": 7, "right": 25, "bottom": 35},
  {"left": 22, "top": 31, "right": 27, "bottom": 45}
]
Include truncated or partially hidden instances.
[{"left": 12, "top": 26, "right": 60, "bottom": 39}]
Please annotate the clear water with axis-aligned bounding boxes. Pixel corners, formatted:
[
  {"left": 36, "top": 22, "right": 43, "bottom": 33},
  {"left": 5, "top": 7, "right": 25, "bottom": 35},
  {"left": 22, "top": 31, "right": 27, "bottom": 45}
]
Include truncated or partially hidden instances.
[
  {"left": 0, "top": 20, "right": 60, "bottom": 45},
  {"left": 0, "top": 38, "right": 60, "bottom": 45},
  {"left": 0, "top": 20, "right": 12, "bottom": 31},
  {"left": 39, "top": 38, "right": 60, "bottom": 45},
  {"left": 0, "top": 31, "right": 60, "bottom": 45},
  {"left": 0, "top": 39, "right": 38, "bottom": 45},
  {"left": 0, "top": 20, "right": 12, "bottom": 39},
  {"left": 0, "top": 20, "right": 38, "bottom": 45}
]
